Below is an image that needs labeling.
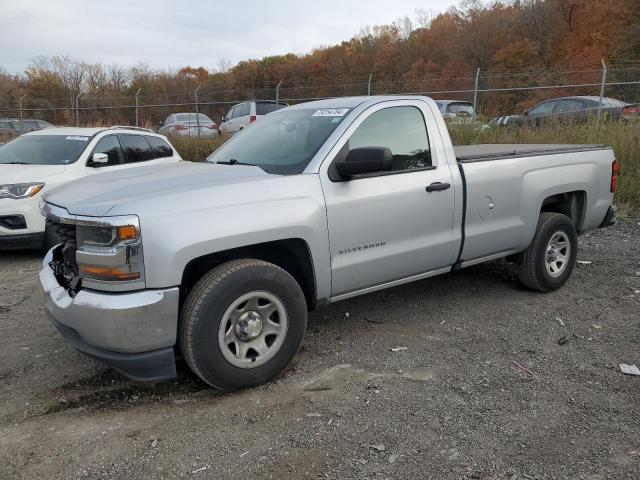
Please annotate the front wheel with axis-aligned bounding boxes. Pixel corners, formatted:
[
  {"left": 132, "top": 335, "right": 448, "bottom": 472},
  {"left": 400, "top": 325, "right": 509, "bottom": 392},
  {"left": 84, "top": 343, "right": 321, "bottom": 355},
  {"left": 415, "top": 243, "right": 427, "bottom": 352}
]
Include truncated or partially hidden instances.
[
  {"left": 179, "top": 259, "right": 307, "bottom": 390},
  {"left": 516, "top": 212, "right": 578, "bottom": 292}
]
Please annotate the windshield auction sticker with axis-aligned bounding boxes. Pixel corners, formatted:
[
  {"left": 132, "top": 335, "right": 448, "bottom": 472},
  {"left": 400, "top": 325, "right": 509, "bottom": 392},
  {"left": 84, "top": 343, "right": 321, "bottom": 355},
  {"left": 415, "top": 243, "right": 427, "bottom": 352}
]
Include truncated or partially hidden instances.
[
  {"left": 312, "top": 108, "right": 349, "bottom": 117},
  {"left": 65, "top": 136, "right": 89, "bottom": 141}
]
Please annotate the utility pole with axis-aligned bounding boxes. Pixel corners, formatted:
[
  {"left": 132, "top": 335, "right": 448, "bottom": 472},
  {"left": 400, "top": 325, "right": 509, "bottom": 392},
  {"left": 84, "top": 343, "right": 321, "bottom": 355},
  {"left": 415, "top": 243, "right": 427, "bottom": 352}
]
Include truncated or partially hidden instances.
[{"left": 135, "top": 88, "right": 142, "bottom": 127}]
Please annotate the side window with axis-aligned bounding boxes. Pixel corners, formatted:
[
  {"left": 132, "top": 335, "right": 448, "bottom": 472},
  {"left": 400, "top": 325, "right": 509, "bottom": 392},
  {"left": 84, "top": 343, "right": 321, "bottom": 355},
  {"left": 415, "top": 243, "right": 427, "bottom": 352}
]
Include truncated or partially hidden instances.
[
  {"left": 555, "top": 99, "right": 585, "bottom": 113},
  {"left": 90, "top": 135, "right": 124, "bottom": 166},
  {"left": 234, "top": 103, "right": 251, "bottom": 118},
  {"left": 146, "top": 135, "right": 173, "bottom": 158},
  {"left": 529, "top": 101, "right": 556, "bottom": 116},
  {"left": 165, "top": 115, "right": 173, "bottom": 125},
  {"left": 120, "top": 134, "right": 154, "bottom": 163},
  {"left": 346, "top": 106, "right": 432, "bottom": 172}
]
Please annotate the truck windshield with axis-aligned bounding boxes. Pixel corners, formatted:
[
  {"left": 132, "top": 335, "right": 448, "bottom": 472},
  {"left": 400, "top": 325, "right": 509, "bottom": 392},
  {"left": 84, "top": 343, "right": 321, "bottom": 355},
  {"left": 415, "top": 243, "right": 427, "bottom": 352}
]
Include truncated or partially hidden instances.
[
  {"left": 207, "top": 109, "right": 349, "bottom": 174},
  {"left": 0, "top": 135, "right": 89, "bottom": 165}
]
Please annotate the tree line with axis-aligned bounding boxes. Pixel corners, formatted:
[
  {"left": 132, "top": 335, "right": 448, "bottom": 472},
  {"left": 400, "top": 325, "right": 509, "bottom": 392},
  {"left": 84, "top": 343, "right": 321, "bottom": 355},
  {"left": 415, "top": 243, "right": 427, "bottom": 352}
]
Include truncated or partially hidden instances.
[{"left": 0, "top": 0, "right": 638, "bottom": 124}]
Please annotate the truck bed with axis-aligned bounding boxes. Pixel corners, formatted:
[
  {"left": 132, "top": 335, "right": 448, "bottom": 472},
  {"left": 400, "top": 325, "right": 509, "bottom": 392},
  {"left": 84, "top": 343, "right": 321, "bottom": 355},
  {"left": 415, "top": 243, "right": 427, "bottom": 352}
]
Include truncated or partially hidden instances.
[{"left": 454, "top": 144, "right": 607, "bottom": 163}]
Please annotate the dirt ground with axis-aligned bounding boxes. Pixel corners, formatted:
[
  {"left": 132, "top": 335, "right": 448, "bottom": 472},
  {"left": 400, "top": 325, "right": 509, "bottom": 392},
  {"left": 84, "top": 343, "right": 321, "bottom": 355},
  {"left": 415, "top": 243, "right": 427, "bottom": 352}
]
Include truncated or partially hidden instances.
[{"left": 1, "top": 218, "right": 639, "bottom": 480}]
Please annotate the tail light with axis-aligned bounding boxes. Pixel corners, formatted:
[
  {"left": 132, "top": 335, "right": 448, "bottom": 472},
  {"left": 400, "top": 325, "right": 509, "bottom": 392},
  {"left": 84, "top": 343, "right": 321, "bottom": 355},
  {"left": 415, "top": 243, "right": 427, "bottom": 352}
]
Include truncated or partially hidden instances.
[
  {"left": 611, "top": 159, "right": 619, "bottom": 193},
  {"left": 249, "top": 115, "right": 257, "bottom": 123},
  {"left": 622, "top": 105, "right": 640, "bottom": 116},
  {"left": 175, "top": 125, "right": 187, "bottom": 131},
  {"left": 205, "top": 124, "right": 215, "bottom": 129}
]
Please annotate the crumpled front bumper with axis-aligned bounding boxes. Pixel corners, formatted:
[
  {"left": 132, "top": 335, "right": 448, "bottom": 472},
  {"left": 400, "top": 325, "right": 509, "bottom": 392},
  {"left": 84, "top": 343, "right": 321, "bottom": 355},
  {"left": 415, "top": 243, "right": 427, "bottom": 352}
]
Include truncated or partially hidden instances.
[{"left": 39, "top": 248, "right": 180, "bottom": 381}]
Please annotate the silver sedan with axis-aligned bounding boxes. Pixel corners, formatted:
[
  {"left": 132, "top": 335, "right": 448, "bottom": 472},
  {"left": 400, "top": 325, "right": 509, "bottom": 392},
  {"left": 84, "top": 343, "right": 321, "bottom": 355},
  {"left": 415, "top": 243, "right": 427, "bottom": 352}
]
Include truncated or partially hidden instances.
[{"left": 158, "top": 113, "right": 219, "bottom": 138}]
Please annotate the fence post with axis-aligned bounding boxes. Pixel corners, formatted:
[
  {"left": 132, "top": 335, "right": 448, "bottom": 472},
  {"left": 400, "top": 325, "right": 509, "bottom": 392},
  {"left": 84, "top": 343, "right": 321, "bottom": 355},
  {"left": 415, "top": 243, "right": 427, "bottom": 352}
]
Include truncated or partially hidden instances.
[
  {"left": 135, "top": 88, "right": 142, "bottom": 127},
  {"left": 18, "top": 95, "right": 26, "bottom": 126},
  {"left": 598, "top": 58, "right": 607, "bottom": 121},
  {"left": 275, "top": 79, "right": 283, "bottom": 106},
  {"left": 472, "top": 68, "right": 480, "bottom": 119},
  {"left": 194, "top": 84, "right": 200, "bottom": 137},
  {"left": 368, "top": 73, "right": 373, "bottom": 96},
  {"left": 75, "top": 93, "right": 83, "bottom": 127}
]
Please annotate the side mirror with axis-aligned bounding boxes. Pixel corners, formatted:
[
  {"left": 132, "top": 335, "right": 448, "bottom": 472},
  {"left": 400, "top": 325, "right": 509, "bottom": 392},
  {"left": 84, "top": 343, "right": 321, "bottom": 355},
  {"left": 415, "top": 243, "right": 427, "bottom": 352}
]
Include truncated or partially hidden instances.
[
  {"left": 90, "top": 152, "right": 109, "bottom": 166},
  {"left": 335, "top": 147, "right": 393, "bottom": 179}
]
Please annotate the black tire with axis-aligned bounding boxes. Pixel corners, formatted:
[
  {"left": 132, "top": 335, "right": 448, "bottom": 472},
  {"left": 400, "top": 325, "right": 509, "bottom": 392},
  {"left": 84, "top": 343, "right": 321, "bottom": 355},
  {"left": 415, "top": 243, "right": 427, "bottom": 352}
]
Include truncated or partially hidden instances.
[
  {"left": 516, "top": 212, "right": 578, "bottom": 292},
  {"left": 179, "top": 259, "right": 307, "bottom": 391},
  {"left": 43, "top": 219, "right": 75, "bottom": 252}
]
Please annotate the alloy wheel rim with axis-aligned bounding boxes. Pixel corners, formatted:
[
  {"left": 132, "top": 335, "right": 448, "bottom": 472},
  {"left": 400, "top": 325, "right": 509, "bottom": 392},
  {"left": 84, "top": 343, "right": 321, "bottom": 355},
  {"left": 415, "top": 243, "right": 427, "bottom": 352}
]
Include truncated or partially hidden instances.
[
  {"left": 545, "top": 231, "right": 570, "bottom": 278},
  {"left": 218, "top": 290, "right": 288, "bottom": 368}
]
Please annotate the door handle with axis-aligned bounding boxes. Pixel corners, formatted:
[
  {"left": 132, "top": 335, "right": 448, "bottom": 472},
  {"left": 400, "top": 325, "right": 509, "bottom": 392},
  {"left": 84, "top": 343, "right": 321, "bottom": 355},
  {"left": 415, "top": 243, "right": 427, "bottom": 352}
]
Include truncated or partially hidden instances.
[{"left": 425, "top": 182, "right": 451, "bottom": 192}]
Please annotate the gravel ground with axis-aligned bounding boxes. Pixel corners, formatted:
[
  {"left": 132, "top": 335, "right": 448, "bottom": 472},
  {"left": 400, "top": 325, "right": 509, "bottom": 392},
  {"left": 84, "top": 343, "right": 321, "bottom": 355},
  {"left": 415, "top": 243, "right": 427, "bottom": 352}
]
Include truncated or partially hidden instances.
[{"left": 1, "top": 218, "right": 639, "bottom": 480}]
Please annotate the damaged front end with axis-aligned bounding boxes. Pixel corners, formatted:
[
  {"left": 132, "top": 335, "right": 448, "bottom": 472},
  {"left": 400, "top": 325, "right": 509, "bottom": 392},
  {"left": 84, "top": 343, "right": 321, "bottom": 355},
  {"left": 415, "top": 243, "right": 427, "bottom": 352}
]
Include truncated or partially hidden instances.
[{"left": 49, "top": 241, "right": 82, "bottom": 296}]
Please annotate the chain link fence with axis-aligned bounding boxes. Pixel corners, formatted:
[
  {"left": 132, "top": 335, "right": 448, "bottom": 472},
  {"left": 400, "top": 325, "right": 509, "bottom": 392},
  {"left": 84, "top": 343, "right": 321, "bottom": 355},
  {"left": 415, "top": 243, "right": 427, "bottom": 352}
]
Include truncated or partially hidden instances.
[{"left": 1, "top": 62, "right": 639, "bottom": 127}]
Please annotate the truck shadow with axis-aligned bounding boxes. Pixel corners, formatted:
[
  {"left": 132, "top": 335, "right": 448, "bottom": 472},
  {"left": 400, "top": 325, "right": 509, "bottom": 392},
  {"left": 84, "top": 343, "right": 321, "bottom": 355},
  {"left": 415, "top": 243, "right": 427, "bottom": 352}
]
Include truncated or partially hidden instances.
[
  {"left": 0, "top": 249, "right": 44, "bottom": 262},
  {"left": 41, "top": 260, "right": 517, "bottom": 416},
  {"left": 43, "top": 359, "right": 220, "bottom": 416}
]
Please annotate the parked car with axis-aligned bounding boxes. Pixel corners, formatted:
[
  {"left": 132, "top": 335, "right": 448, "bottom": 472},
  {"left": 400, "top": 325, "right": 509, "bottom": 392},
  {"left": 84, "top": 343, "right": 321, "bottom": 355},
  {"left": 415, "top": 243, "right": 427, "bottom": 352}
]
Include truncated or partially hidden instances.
[
  {"left": 435, "top": 100, "right": 474, "bottom": 118},
  {"left": 0, "top": 118, "right": 53, "bottom": 137},
  {"left": 39, "top": 95, "right": 616, "bottom": 389},
  {"left": 218, "top": 100, "right": 288, "bottom": 136},
  {"left": 159, "top": 113, "right": 218, "bottom": 138},
  {"left": 490, "top": 96, "right": 636, "bottom": 126},
  {"left": 0, "top": 126, "right": 181, "bottom": 250}
]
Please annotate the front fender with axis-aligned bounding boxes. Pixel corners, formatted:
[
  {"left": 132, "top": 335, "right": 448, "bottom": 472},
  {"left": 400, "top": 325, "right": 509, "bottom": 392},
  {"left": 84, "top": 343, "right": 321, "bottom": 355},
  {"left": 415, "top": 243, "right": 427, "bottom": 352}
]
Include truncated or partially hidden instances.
[{"left": 139, "top": 176, "right": 331, "bottom": 302}]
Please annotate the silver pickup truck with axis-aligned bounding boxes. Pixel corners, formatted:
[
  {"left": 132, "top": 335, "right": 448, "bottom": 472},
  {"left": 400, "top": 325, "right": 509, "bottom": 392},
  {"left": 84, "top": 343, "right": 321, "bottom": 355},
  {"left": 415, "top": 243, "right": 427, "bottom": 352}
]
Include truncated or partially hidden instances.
[{"left": 39, "top": 96, "right": 617, "bottom": 390}]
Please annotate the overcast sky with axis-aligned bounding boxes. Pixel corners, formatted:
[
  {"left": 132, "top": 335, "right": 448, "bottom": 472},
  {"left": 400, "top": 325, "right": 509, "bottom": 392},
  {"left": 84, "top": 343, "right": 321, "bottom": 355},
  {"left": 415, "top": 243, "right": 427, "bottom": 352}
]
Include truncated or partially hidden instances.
[{"left": 0, "top": 0, "right": 459, "bottom": 74}]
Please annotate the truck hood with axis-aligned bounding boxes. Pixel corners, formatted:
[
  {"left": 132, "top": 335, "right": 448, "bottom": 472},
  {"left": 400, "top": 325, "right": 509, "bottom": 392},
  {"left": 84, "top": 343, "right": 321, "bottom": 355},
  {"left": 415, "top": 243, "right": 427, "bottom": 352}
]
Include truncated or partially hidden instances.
[
  {"left": 0, "top": 164, "right": 66, "bottom": 184},
  {"left": 43, "top": 162, "right": 275, "bottom": 217}
]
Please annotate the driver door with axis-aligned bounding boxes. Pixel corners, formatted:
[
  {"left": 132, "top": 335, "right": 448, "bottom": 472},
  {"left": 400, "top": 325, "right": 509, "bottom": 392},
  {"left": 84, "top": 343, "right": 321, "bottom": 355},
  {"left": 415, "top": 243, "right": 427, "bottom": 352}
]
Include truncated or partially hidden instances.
[{"left": 319, "top": 100, "right": 457, "bottom": 297}]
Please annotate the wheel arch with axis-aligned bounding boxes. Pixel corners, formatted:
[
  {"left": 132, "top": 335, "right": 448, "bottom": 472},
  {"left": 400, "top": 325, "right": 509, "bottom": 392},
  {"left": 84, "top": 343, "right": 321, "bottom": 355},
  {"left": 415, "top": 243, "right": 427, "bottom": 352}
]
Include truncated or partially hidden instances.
[
  {"left": 180, "top": 238, "right": 318, "bottom": 311},
  {"left": 539, "top": 190, "right": 586, "bottom": 232}
]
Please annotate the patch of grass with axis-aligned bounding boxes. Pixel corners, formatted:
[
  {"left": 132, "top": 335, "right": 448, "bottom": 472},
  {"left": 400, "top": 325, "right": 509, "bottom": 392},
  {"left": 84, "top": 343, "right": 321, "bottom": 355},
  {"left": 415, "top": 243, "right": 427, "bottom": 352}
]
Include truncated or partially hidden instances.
[
  {"left": 169, "top": 135, "right": 228, "bottom": 162},
  {"left": 449, "top": 119, "right": 640, "bottom": 209}
]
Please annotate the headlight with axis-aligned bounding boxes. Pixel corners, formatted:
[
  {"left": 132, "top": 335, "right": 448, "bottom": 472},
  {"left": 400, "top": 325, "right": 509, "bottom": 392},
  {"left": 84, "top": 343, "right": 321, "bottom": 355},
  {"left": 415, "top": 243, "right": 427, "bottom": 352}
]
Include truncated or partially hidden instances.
[
  {"left": 0, "top": 183, "right": 45, "bottom": 199},
  {"left": 75, "top": 215, "right": 145, "bottom": 291}
]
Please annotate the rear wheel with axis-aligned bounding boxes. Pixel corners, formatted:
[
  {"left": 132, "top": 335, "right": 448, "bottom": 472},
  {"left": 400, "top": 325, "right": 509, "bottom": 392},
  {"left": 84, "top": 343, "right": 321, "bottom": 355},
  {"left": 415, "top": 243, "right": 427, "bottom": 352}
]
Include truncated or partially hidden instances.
[
  {"left": 179, "top": 259, "right": 307, "bottom": 390},
  {"left": 516, "top": 212, "right": 578, "bottom": 292}
]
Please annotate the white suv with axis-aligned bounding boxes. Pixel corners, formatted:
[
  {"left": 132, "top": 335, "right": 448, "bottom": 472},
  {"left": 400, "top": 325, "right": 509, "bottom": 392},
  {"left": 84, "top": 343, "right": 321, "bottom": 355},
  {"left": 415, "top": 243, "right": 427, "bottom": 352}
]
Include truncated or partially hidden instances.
[
  {"left": 0, "top": 126, "right": 181, "bottom": 250},
  {"left": 218, "top": 100, "right": 287, "bottom": 136}
]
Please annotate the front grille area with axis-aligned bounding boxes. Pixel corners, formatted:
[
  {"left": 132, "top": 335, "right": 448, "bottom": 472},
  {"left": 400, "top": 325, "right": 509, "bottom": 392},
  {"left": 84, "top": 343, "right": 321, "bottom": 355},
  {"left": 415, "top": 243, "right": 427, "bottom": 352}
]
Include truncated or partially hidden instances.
[
  {"left": 46, "top": 218, "right": 81, "bottom": 295},
  {"left": 45, "top": 218, "right": 77, "bottom": 244},
  {"left": 0, "top": 214, "right": 27, "bottom": 230}
]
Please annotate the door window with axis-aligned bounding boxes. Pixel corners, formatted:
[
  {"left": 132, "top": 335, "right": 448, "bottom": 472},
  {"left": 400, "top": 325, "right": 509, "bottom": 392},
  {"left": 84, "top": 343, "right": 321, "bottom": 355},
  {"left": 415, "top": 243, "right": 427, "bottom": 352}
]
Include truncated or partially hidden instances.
[
  {"left": 120, "top": 134, "right": 154, "bottom": 163},
  {"left": 554, "top": 99, "right": 586, "bottom": 113},
  {"left": 528, "top": 101, "right": 556, "bottom": 116},
  {"left": 345, "top": 106, "right": 431, "bottom": 172},
  {"left": 146, "top": 135, "right": 174, "bottom": 158},
  {"left": 234, "top": 103, "right": 251, "bottom": 118},
  {"left": 91, "top": 135, "right": 124, "bottom": 166}
]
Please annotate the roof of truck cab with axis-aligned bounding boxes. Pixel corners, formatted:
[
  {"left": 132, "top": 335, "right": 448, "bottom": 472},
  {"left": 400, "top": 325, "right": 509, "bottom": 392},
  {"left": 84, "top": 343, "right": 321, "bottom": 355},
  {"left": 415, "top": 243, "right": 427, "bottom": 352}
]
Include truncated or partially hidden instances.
[{"left": 283, "top": 95, "right": 432, "bottom": 111}]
